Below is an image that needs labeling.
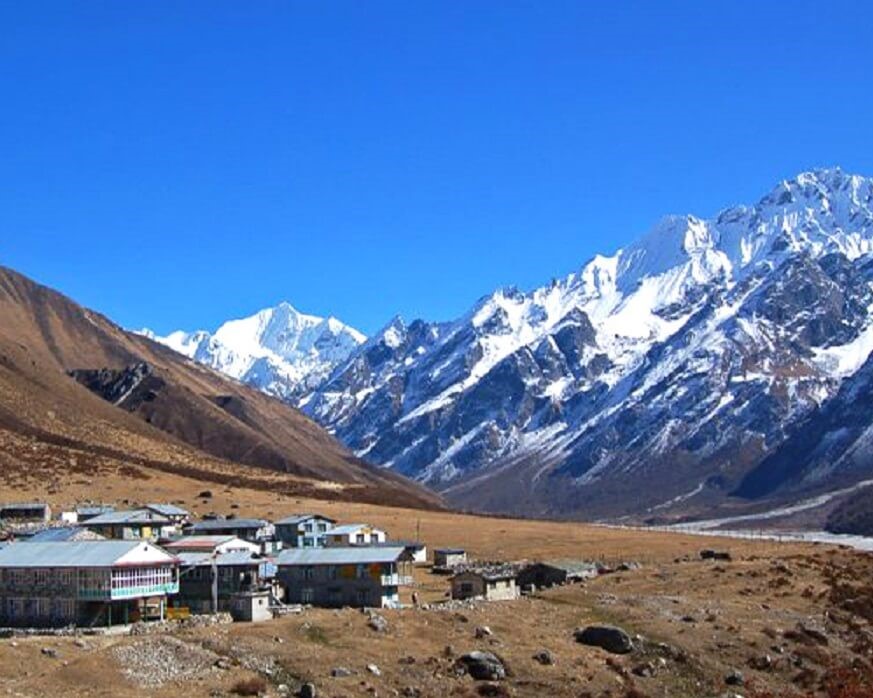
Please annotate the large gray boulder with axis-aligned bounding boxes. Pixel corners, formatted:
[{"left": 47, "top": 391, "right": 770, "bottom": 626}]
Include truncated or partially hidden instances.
[
  {"left": 455, "top": 651, "right": 506, "bottom": 681},
  {"left": 574, "top": 625, "right": 633, "bottom": 654}
]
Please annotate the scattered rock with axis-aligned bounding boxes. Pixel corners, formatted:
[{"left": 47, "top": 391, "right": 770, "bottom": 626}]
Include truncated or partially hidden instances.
[
  {"left": 617, "top": 561, "right": 641, "bottom": 571},
  {"left": 632, "top": 661, "right": 656, "bottom": 677},
  {"left": 367, "top": 664, "right": 381, "bottom": 676},
  {"left": 574, "top": 625, "right": 634, "bottom": 654},
  {"left": 475, "top": 626, "right": 493, "bottom": 639},
  {"left": 725, "top": 669, "right": 745, "bottom": 686},
  {"left": 330, "top": 667, "right": 353, "bottom": 678},
  {"left": 198, "top": 490, "right": 213, "bottom": 499},
  {"left": 299, "top": 683, "right": 316, "bottom": 698},
  {"left": 700, "top": 549, "right": 732, "bottom": 562},
  {"left": 476, "top": 683, "right": 510, "bottom": 697},
  {"left": 532, "top": 649, "right": 554, "bottom": 665},
  {"left": 41, "top": 647, "right": 58, "bottom": 658},
  {"left": 112, "top": 637, "right": 220, "bottom": 688},
  {"left": 456, "top": 651, "right": 507, "bottom": 681},
  {"left": 215, "top": 658, "right": 232, "bottom": 670},
  {"left": 749, "top": 654, "right": 773, "bottom": 671},
  {"left": 367, "top": 614, "right": 389, "bottom": 633}
]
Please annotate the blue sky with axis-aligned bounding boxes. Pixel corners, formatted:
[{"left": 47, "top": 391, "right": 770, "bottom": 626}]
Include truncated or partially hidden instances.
[{"left": 1, "top": 2, "right": 872, "bottom": 335}]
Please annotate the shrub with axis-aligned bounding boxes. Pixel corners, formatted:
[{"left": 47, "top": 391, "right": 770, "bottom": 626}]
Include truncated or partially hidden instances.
[{"left": 231, "top": 677, "right": 267, "bottom": 696}]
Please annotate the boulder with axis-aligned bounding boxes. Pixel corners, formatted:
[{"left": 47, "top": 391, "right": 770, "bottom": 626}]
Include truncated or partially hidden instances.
[
  {"left": 700, "top": 549, "right": 732, "bottom": 561},
  {"left": 456, "top": 651, "right": 506, "bottom": 681},
  {"left": 574, "top": 625, "right": 633, "bottom": 654},
  {"left": 725, "top": 669, "right": 744, "bottom": 686},
  {"left": 532, "top": 649, "right": 554, "bottom": 665},
  {"left": 299, "top": 683, "right": 316, "bottom": 698},
  {"left": 368, "top": 613, "right": 389, "bottom": 633}
]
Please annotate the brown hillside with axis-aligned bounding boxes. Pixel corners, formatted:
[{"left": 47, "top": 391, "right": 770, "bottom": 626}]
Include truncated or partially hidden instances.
[{"left": 0, "top": 265, "right": 441, "bottom": 509}]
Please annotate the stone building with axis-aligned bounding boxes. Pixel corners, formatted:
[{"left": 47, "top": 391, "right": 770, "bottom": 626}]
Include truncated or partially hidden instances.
[{"left": 0, "top": 541, "right": 179, "bottom": 627}]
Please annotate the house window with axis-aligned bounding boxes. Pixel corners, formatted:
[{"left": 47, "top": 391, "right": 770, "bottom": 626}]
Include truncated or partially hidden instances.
[
  {"left": 304, "top": 523, "right": 313, "bottom": 532},
  {"left": 356, "top": 534, "right": 365, "bottom": 544},
  {"left": 301, "top": 588, "right": 314, "bottom": 604},
  {"left": 303, "top": 566, "right": 315, "bottom": 580},
  {"left": 356, "top": 589, "right": 370, "bottom": 605},
  {"left": 318, "top": 523, "right": 328, "bottom": 532},
  {"left": 460, "top": 582, "right": 474, "bottom": 595}
]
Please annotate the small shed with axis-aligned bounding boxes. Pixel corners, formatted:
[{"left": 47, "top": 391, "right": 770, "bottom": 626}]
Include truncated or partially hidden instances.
[
  {"left": 451, "top": 565, "right": 519, "bottom": 601},
  {"left": 229, "top": 589, "right": 273, "bottom": 623},
  {"left": 517, "top": 560, "right": 599, "bottom": 590},
  {"left": 433, "top": 548, "right": 467, "bottom": 571},
  {"left": 0, "top": 503, "right": 51, "bottom": 523}
]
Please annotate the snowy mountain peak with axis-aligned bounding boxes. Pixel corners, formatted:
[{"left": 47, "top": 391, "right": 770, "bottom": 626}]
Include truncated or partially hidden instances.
[
  {"left": 300, "top": 168, "right": 873, "bottom": 521},
  {"left": 146, "top": 302, "right": 366, "bottom": 399}
]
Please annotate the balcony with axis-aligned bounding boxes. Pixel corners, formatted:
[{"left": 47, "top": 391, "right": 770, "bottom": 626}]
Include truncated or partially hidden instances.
[
  {"left": 380, "top": 573, "right": 400, "bottom": 586},
  {"left": 110, "top": 581, "right": 179, "bottom": 600}
]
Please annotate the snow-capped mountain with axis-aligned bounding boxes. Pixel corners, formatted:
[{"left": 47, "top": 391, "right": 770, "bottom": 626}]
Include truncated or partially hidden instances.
[
  {"left": 303, "top": 168, "right": 873, "bottom": 520},
  {"left": 142, "top": 302, "right": 366, "bottom": 400}
]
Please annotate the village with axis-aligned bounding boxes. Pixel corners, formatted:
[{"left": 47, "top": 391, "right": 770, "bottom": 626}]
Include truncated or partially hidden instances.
[
  {"left": 0, "top": 501, "right": 606, "bottom": 630},
  {"left": 0, "top": 497, "right": 871, "bottom": 697}
]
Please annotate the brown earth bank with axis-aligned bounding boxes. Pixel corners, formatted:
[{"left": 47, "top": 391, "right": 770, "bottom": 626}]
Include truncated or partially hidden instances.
[
  {"left": 2, "top": 468, "right": 873, "bottom": 698},
  {"left": 0, "top": 264, "right": 441, "bottom": 510}
]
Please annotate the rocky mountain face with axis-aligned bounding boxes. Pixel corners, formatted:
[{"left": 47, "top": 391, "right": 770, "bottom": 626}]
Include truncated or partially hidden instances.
[
  {"left": 303, "top": 168, "right": 873, "bottom": 520},
  {"left": 0, "top": 266, "right": 441, "bottom": 510},
  {"left": 143, "top": 302, "right": 366, "bottom": 401}
]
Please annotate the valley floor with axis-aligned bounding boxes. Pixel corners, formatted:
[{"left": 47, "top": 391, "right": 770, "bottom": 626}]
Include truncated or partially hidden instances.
[{"left": 1, "top": 467, "right": 872, "bottom": 697}]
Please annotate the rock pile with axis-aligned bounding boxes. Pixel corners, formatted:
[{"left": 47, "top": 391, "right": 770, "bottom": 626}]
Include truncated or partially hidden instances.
[{"left": 112, "top": 636, "right": 221, "bottom": 688}]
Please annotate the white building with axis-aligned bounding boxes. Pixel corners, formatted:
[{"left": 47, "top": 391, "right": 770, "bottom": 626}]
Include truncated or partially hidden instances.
[
  {"left": 324, "top": 524, "right": 387, "bottom": 547},
  {"left": 163, "top": 535, "right": 261, "bottom": 556}
]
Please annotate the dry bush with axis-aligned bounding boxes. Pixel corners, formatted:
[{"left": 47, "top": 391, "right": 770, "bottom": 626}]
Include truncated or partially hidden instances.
[{"left": 231, "top": 677, "right": 267, "bottom": 696}]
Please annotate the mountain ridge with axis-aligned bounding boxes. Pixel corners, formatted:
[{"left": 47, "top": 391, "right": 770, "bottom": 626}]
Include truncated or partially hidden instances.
[
  {"left": 0, "top": 265, "right": 441, "bottom": 510},
  {"left": 303, "top": 167, "right": 873, "bottom": 522},
  {"left": 144, "top": 167, "right": 873, "bottom": 526}
]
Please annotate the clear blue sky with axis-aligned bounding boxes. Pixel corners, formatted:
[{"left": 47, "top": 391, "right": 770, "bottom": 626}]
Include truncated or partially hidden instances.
[{"left": 1, "top": 2, "right": 872, "bottom": 335}]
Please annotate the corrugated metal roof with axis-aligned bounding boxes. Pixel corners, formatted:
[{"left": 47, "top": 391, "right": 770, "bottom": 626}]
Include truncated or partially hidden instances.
[
  {"left": 26, "top": 527, "right": 104, "bottom": 542},
  {"left": 164, "top": 535, "right": 237, "bottom": 548},
  {"left": 274, "top": 513, "right": 336, "bottom": 526},
  {"left": 147, "top": 503, "right": 190, "bottom": 517},
  {"left": 0, "top": 502, "right": 49, "bottom": 510},
  {"left": 76, "top": 505, "right": 115, "bottom": 516},
  {"left": 84, "top": 509, "right": 171, "bottom": 526},
  {"left": 188, "top": 519, "right": 267, "bottom": 531},
  {"left": 276, "top": 546, "right": 405, "bottom": 566},
  {"left": 178, "top": 550, "right": 266, "bottom": 567},
  {"left": 328, "top": 523, "right": 383, "bottom": 535},
  {"left": 453, "top": 563, "right": 520, "bottom": 581},
  {"left": 0, "top": 541, "right": 174, "bottom": 568}
]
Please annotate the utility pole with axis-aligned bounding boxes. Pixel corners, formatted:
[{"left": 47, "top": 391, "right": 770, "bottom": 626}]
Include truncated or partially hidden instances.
[{"left": 211, "top": 553, "right": 218, "bottom": 615}]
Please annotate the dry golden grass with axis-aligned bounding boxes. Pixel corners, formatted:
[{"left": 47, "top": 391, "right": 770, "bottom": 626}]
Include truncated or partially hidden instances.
[{"left": 2, "top": 465, "right": 871, "bottom": 697}]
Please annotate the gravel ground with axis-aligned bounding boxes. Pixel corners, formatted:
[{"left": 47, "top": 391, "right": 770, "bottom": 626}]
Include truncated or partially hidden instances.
[{"left": 112, "top": 636, "right": 221, "bottom": 688}]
